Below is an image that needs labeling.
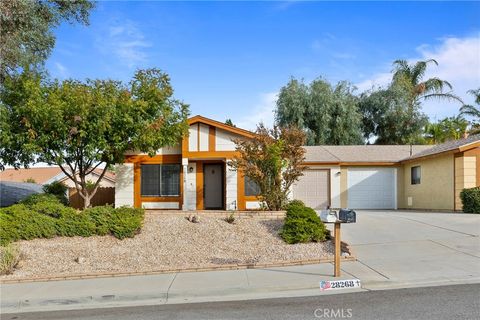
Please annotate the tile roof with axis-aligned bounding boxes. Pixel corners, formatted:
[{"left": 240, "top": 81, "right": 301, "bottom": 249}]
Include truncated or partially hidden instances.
[
  {"left": 401, "top": 134, "right": 480, "bottom": 161},
  {"left": 303, "top": 145, "right": 432, "bottom": 163},
  {"left": 0, "top": 167, "right": 62, "bottom": 184},
  {"left": 0, "top": 166, "right": 116, "bottom": 185}
]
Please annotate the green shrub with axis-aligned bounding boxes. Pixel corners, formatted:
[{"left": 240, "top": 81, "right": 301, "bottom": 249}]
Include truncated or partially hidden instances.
[
  {"left": 42, "top": 181, "right": 69, "bottom": 205},
  {"left": 0, "top": 244, "right": 22, "bottom": 275},
  {"left": 280, "top": 202, "right": 328, "bottom": 244},
  {"left": 56, "top": 211, "right": 96, "bottom": 237},
  {"left": 19, "top": 193, "right": 60, "bottom": 206},
  {"left": 0, "top": 200, "right": 145, "bottom": 245},
  {"left": 83, "top": 205, "right": 115, "bottom": 235},
  {"left": 460, "top": 187, "right": 480, "bottom": 213},
  {"left": 284, "top": 199, "right": 305, "bottom": 210},
  {"left": 109, "top": 207, "right": 145, "bottom": 239},
  {"left": 30, "top": 200, "right": 75, "bottom": 218},
  {"left": 0, "top": 205, "right": 57, "bottom": 245}
]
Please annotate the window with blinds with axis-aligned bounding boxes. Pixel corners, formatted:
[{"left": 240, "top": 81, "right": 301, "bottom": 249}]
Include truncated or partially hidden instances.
[
  {"left": 141, "top": 164, "right": 181, "bottom": 196},
  {"left": 244, "top": 176, "right": 261, "bottom": 196}
]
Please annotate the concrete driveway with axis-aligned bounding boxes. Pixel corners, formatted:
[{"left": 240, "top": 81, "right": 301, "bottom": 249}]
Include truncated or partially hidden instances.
[{"left": 335, "top": 210, "right": 480, "bottom": 288}]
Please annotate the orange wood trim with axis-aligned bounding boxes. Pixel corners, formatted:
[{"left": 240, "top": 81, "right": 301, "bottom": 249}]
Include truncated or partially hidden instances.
[
  {"left": 244, "top": 195, "right": 260, "bottom": 201},
  {"left": 209, "top": 126, "right": 216, "bottom": 152},
  {"left": 237, "top": 168, "right": 245, "bottom": 210},
  {"left": 182, "top": 150, "right": 239, "bottom": 159},
  {"left": 196, "top": 161, "right": 204, "bottom": 210},
  {"left": 140, "top": 197, "right": 182, "bottom": 202},
  {"left": 182, "top": 134, "right": 188, "bottom": 155},
  {"left": 125, "top": 154, "right": 182, "bottom": 163},
  {"left": 134, "top": 163, "right": 140, "bottom": 208},
  {"left": 188, "top": 115, "right": 255, "bottom": 138}
]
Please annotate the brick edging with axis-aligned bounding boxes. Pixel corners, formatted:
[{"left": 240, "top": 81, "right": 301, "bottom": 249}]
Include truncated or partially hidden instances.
[{"left": 0, "top": 256, "right": 356, "bottom": 284}]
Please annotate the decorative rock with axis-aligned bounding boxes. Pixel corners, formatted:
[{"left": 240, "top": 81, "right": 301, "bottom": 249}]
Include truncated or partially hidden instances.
[
  {"left": 75, "top": 256, "right": 86, "bottom": 264},
  {"left": 187, "top": 214, "right": 200, "bottom": 223},
  {"left": 15, "top": 259, "right": 24, "bottom": 269}
]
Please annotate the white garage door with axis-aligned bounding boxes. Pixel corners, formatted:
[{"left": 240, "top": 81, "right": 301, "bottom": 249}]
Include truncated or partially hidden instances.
[
  {"left": 293, "top": 169, "right": 329, "bottom": 209},
  {"left": 347, "top": 168, "right": 396, "bottom": 209}
]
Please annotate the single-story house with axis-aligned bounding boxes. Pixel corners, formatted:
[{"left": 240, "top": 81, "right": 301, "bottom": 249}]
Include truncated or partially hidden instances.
[
  {"left": 114, "top": 115, "right": 480, "bottom": 212},
  {"left": 0, "top": 167, "right": 115, "bottom": 188}
]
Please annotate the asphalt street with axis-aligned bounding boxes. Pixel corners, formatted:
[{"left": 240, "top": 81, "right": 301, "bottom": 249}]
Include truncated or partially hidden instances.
[{"left": 4, "top": 284, "right": 479, "bottom": 320}]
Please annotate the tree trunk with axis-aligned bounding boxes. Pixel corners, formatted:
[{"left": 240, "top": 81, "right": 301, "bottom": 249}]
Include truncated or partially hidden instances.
[{"left": 83, "top": 194, "right": 91, "bottom": 209}]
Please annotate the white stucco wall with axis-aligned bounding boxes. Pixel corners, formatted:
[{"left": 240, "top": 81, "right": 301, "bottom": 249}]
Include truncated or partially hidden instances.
[
  {"left": 189, "top": 125, "right": 198, "bottom": 152},
  {"left": 114, "top": 163, "right": 134, "bottom": 207},
  {"left": 142, "top": 202, "right": 180, "bottom": 209},
  {"left": 186, "top": 162, "right": 197, "bottom": 210},
  {"left": 199, "top": 124, "right": 209, "bottom": 151},
  {"left": 215, "top": 129, "right": 238, "bottom": 151},
  {"left": 225, "top": 161, "right": 237, "bottom": 210}
]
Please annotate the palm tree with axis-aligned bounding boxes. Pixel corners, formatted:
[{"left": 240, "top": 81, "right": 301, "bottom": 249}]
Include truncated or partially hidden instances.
[
  {"left": 392, "top": 59, "right": 463, "bottom": 109},
  {"left": 460, "top": 88, "right": 480, "bottom": 134}
]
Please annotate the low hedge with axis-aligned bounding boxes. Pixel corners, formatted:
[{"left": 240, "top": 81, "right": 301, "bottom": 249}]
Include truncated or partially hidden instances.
[
  {"left": 460, "top": 187, "right": 480, "bottom": 213},
  {"left": 280, "top": 200, "right": 328, "bottom": 244},
  {"left": 0, "top": 195, "right": 145, "bottom": 245}
]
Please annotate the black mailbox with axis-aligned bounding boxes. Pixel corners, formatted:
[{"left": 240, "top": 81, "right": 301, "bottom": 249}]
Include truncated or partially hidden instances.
[{"left": 339, "top": 209, "right": 356, "bottom": 223}]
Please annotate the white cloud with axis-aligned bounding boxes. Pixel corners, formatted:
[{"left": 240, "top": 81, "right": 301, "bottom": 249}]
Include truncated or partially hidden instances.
[
  {"left": 54, "top": 62, "right": 69, "bottom": 79},
  {"left": 236, "top": 92, "right": 278, "bottom": 130},
  {"left": 355, "top": 34, "right": 480, "bottom": 119},
  {"left": 97, "top": 20, "right": 151, "bottom": 68}
]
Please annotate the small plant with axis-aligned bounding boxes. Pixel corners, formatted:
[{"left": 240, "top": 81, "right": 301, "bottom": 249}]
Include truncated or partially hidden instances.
[
  {"left": 460, "top": 187, "right": 480, "bottom": 213},
  {"left": 0, "top": 244, "right": 22, "bottom": 275},
  {"left": 186, "top": 214, "right": 200, "bottom": 223},
  {"left": 24, "top": 178, "right": 37, "bottom": 183},
  {"left": 42, "top": 181, "right": 69, "bottom": 205},
  {"left": 225, "top": 213, "right": 235, "bottom": 224}
]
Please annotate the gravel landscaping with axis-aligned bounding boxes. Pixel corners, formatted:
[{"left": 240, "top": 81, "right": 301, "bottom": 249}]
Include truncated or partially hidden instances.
[{"left": 1, "top": 214, "right": 334, "bottom": 280}]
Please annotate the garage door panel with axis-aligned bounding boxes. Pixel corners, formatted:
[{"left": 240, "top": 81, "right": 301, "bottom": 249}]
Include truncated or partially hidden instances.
[
  {"left": 347, "top": 168, "right": 395, "bottom": 209},
  {"left": 293, "top": 170, "right": 329, "bottom": 210}
]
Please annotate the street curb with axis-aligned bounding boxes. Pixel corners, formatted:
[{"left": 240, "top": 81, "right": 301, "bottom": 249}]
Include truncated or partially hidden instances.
[{"left": 0, "top": 256, "right": 356, "bottom": 284}]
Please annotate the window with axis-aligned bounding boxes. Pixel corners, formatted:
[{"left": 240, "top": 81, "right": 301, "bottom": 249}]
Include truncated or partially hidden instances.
[
  {"left": 411, "top": 166, "right": 421, "bottom": 185},
  {"left": 244, "top": 176, "right": 261, "bottom": 196},
  {"left": 141, "top": 164, "right": 181, "bottom": 196}
]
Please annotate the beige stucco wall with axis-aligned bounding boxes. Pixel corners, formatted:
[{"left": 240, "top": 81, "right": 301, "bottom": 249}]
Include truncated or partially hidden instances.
[
  {"left": 401, "top": 153, "right": 455, "bottom": 211},
  {"left": 340, "top": 167, "right": 348, "bottom": 208},
  {"left": 454, "top": 155, "right": 477, "bottom": 211}
]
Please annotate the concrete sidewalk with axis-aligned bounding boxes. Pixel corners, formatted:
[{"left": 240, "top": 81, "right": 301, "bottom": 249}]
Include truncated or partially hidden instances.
[{"left": 2, "top": 210, "right": 480, "bottom": 314}]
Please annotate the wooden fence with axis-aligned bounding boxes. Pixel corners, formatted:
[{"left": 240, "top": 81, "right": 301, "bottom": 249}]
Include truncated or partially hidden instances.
[{"left": 68, "top": 187, "right": 115, "bottom": 209}]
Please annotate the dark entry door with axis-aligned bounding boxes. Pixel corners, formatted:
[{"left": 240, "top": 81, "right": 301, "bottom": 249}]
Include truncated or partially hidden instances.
[{"left": 204, "top": 164, "right": 223, "bottom": 209}]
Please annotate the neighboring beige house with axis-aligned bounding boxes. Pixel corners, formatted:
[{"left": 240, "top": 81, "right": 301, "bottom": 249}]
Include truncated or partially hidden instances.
[
  {"left": 115, "top": 115, "right": 480, "bottom": 212},
  {"left": 0, "top": 167, "right": 115, "bottom": 188},
  {"left": 299, "top": 135, "right": 479, "bottom": 212}
]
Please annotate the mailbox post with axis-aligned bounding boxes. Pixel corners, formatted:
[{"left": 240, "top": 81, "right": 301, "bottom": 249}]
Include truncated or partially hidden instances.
[
  {"left": 319, "top": 208, "right": 356, "bottom": 277},
  {"left": 334, "top": 221, "right": 341, "bottom": 277}
]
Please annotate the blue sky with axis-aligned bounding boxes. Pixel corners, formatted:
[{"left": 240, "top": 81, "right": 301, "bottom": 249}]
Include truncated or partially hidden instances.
[{"left": 47, "top": 1, "right": 480, "bottom": 129}]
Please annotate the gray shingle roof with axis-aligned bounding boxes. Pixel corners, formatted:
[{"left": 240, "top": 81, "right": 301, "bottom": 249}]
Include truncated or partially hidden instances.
[
  {"left": 303, "top": 145, "right": 432, "bottom": 163},
  {"left": 302, "top": 135, "right": 480, "bottom": 164},
  {"left": 0, "top": 181, "right": 43, "bottom": 207},
  {"left": 402, "top": 134, "right": 480, "bottom": 161}
]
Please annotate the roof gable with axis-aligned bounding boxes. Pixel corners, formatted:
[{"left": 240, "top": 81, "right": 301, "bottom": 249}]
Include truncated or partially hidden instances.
[{"left": 187, "top": 115, "right": 254, "bottom": 139}]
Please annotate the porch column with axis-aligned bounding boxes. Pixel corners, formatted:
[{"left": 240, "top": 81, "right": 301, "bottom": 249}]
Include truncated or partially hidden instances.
[{"left": 182, "top": 158, "right": 188, "bottom": 211}]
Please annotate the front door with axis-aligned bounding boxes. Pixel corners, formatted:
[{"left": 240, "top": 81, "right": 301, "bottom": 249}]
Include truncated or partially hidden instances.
[{"left": 204, "top": 163, "right": 224, "bottom": 209}]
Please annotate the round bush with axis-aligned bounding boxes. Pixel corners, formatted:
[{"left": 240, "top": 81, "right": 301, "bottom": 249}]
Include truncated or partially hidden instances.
[
  {"left": 280, "top": 202, "right": 328, "bottom": 244},
  {"left": 110, "top": 207, "right": 145, "bottom": 239}
]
